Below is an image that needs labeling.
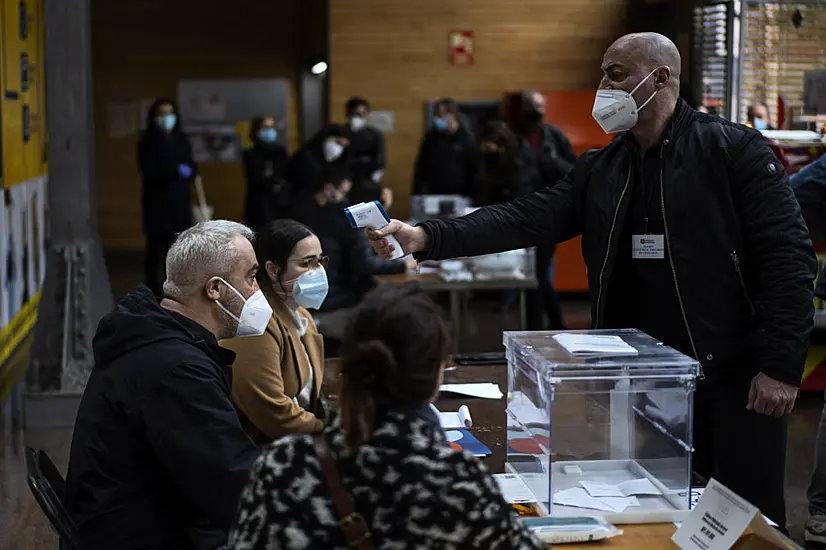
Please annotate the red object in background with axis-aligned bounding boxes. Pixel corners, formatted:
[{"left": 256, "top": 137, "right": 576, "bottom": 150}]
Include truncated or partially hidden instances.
[
  {"left": 777, "top": 94, "right": 786, "bottom": 129},
  {"left": 541, "top": 90, "right": 615, "bottom": 292},
  {"left": 448, "top": 30, "right": 474, "bottom": 66}
]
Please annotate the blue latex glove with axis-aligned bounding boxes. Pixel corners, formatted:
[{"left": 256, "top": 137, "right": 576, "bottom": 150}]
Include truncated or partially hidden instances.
[{"left": 177, "top": 163, "right": 193, "bottom": 179}]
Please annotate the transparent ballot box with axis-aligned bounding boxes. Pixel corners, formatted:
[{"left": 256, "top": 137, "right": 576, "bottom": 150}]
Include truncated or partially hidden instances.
[{"left": 504, "top": 329, "right": 699, "bottom": 524}]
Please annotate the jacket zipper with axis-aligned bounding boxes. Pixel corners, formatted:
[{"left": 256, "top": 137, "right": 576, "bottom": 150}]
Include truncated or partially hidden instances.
[
  {"left": 660, "top": 139, "right": 704, "bottom": 379},
  {"left": 731, "top": 251, "right": 756, "bottom": 316},
  {"left": 593, "top": 168, "right": 632, "bottom": 328}
]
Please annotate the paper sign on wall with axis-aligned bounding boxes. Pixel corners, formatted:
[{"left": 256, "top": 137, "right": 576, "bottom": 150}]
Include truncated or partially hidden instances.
[{"left": 672, "top": 479, "right": 801, "bottom": 550}]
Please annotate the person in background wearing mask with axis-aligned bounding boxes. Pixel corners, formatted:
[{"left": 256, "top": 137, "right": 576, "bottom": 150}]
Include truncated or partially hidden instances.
[
  {"left": 229, "top": 283, "right": 545, "bottom": 550},
  {"left": 412, "top": 98, "right": 480, "bottom": 201},
  {"left": 222, "top": 220, "right": 328, "bottom": 445},
  {"left": 288, "top": 124, "right": 351, "bottom": 203},
  {"left": 477, "top": 120, "right": 525, "bottom": 206},
  {"left": 291, "top": 173, "right": 413, "bottom": 354},
  {"left": 366, "top": 33, "right": 816, "bottom": 530},
  {"left": 343, "top": 96, "right": 387, "bottom": 204},
  {"left": 512, "top": 90, "right": 575, "bottom": 331},
  {"left": 242, "top": 115, "right": 290, "bottom": 230},
  {"left": 137, "top": 98, "right": 199, "bottom": 296},
  {"left": 66, "top": 221, "right": 262, "bottom": 550},
  {"left": 746, "top": 103, "right": 775, "bottom": 131}
]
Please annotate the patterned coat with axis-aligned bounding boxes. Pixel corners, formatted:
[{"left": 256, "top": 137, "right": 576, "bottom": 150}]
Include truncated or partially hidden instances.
[{"left": 228, "top": 406, "right": 544, "bottom": 549}]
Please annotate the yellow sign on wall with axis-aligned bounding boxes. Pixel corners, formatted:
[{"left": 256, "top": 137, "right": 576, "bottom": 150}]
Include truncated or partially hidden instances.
[{"left": 1, "top": 0, "right": 47, "bottom": 189}]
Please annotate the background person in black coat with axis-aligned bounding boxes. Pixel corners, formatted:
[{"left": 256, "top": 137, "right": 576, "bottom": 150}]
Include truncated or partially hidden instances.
[
  {"left": 412, "top": 98, "right": 480, "bottom": 202},
  {"left": 288, "top": 124, "right": 351, "bottom": 203},
  {"left": 512, "top": 90, "right": 576, "bottom": 330},
  {"left": 242, "top": 115, "right": 290, "bottom": 230},
  {"left": 138, "top": 98, "right": 198, "bottom": 296},
  {"left": 343, "top": 96, "right": 387, "bottom": 204}
]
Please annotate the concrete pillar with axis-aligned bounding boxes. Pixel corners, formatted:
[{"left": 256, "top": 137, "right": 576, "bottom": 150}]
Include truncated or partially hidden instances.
[{"left": 26, "top": 0, "right": 113, "bottom": 427}]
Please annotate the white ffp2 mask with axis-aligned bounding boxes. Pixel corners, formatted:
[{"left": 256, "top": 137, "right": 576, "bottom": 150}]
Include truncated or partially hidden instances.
[
  {"left": 323, "top": 141, "right": 344, "bottom": 162},
  {"left": 592, "top": 68, "right": 659, "bottom": 134},
  {"left": 215, "top": 278, "right": 273, "bottom": 338},
  {"left": 349, "top": 116, "right": 366, "bottom": 132}
]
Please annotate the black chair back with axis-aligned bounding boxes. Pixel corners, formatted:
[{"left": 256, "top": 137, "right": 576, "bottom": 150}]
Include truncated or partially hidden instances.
[{"left": 25, "top": 447, "right": 80, "bottom": 550}]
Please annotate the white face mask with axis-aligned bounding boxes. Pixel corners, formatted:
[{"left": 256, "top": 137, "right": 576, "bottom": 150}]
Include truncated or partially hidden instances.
[
  {"left": 215, "top": 278, "right": 273, "bottom": 338},
  {"left": 591, "top": 68, "right": 659, "bottom": 134},
  {"left": 323, "top": 140, "right": 344, "bottom": 162},
  {"left": 349, "top": 116, "right": 367, "bottom": 132}
]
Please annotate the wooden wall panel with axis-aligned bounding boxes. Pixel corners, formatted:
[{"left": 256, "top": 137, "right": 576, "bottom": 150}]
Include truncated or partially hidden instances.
[
  {"left": 92, "top": 0, "right": 314, "bottom": 250},
  {"left": 330, "top": 0, "right": 627, "bottom": 219}
]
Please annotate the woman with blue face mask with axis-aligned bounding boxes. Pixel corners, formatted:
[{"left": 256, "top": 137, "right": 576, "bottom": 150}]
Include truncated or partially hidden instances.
[
  {"left": 242, "top": 115, "right": 291, "bottom": 231},
  {"left": 137, "top": 98, "right": 199, "bottom": 296},
  {"left": 222, "top": 219, "right": 329, "bottom": 445}
]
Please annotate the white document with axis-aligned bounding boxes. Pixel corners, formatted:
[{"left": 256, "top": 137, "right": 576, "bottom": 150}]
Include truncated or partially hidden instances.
[
  {"left": 553, "top": 487, "right": 639, "bottom": 513},
  {"left": 672, "top": 478, "right": 799, "bottom": 550},
  {"left": 552, "top": 333, "right": 639, "bottom": 357},
  {"left": 580, "top": 478, "right": 661, "bottom": 498},
  {"left": 439, "top": 383, "right": 503, "bottom": 400},
  {"left": 430, "top": 404, "right": 472, "bottom": 428},
  {"left": 632, "top": 234, "right": 665, "bottom": 259},
  {"left": 493, "top": 474, "right": 537, "bottom": 504}
]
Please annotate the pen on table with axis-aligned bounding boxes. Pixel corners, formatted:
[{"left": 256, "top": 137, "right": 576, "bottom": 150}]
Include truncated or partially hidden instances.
[{"left": 444, "top": 366, "right": 457, "bottom": 372}]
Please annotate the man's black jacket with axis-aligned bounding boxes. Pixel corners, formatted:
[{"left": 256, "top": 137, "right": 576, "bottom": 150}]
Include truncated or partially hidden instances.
[
  {"left": 418, "top": 99, "right": 816, "bottom": 385},
  {"left": 66, "top": 285, "right": 259, "bottom": 550}
]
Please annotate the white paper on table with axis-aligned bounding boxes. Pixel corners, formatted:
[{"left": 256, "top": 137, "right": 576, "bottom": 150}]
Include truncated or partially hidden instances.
[
  {"left": 430, "top": 404, "right": 472, "bottom": 428},
  {"left": 493, "top": 474, "right": 537, "bottom": 504},
  {"left": 552, "top": 333, "right": 639, "bottom": 357},
  {"left": 553, "top": 487, "right": 638, "bottom": 513},
  {"left": 439, "top": 383, "right": 503, "bottom": 400},
  {"left": 580, "top": 478, "right": 661, "bottom": 498}
]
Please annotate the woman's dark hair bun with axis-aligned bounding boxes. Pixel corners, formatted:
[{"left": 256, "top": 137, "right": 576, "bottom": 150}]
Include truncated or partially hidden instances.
[{"left": 343, "top": 339, "right": 397, "bottom": 388}]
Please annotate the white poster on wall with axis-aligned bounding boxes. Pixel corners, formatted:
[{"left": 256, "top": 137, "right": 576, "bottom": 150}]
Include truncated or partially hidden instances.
[
  {"left": 8, "top": 185, "right": 26, "bottom": 319},
  {"left": 177, "top": 79, "right": 290, "bottom": 162},
  {"left": 107, "top": 99, "right": 139, "bottom": 138}
]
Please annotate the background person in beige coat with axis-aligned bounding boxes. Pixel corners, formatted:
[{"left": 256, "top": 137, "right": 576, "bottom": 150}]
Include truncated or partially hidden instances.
[{"left": 222, "top": 220, "right": 327, "bottom": 444}]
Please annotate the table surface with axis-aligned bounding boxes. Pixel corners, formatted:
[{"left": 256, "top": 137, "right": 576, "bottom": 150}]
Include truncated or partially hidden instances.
[
  {"left": 439, "top": 363, "right": 678, "bottom": 549},
  {"left": 324, "top": 360, "right": 679, "bottom": 548}
]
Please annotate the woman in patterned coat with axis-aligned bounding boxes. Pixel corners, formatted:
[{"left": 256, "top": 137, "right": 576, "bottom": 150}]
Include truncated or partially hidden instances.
[{"left": 228, "top": 283, "right": 544, "bottom": 549}]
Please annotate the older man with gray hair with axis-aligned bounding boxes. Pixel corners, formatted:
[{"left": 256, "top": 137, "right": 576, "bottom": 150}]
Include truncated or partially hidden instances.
[{"left": 66, "top": 220, "right": 266, "bottom": 550}]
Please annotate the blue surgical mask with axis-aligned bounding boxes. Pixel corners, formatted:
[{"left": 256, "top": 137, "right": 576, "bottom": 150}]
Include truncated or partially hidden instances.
[
  {"left": 433, "top": 117, "right": 449, "bottom": 132},
  {"left": 157, "top": 114, "right": 176, "bottom": 132},
  {"left": 258, "top": 128, "right": 277, "bottom": 143},
  {"left": 293, "top": 268, "right": 328, "bottom": 310},
  {"left": 753, "top": 118, "right": 767, "bottom": 131}
]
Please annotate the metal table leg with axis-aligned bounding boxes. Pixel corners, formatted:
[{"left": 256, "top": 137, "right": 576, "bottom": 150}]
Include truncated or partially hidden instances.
[
  {"left": 519, "top": 289, "right": 527, "bottom": 330},
  {"left": 450, "top": 289, "right": 462, "bottom": 352}
]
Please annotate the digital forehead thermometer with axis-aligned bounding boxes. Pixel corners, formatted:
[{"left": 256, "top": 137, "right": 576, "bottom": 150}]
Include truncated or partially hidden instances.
[{"left": 344, "top": 200, "right": 406, "bottom": 260}]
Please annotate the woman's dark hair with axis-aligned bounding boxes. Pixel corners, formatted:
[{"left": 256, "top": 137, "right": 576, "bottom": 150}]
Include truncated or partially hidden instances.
[
  {"left": 480, "top": 120, "right": 522, "bottom": 167},
  {"left": 339, "top": 283, "right": 452, "bottom": 451},
  {"left": 249, "top": 115, "right": 274, "bottom": 143},
  {"left": 345, "top": 96, "right": 370, "bottom": 115},
  {"left": 254, "top": 219, "right": 314, "bottom": 289},
  {"left": 145, "top": 97, "right": 179, "bottom": 130},
  {"left": 435, "top": 97, "right": 458, "bottom": 115}
]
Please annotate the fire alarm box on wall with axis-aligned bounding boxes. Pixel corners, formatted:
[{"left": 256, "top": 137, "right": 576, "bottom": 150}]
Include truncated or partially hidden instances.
[{"left": 448, "top": 30, "right": 474, "bottom": 66}]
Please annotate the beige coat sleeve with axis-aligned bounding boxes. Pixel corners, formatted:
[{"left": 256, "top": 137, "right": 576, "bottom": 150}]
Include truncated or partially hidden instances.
[{"left": 229, "top": 332, "right": 324, "bottom": 440}]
